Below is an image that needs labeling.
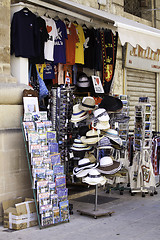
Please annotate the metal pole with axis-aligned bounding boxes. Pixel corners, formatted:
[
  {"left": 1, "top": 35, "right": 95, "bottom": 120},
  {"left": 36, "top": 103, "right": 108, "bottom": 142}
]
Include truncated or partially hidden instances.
[{"left": 94, "top": 184, "right": 98, "bottom": 211}]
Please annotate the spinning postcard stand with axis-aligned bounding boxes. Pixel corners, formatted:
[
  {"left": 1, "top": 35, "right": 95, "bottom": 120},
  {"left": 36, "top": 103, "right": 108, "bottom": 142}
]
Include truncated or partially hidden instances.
[{"left": 130, "top": 97, "right": 157, "bottom": 197}]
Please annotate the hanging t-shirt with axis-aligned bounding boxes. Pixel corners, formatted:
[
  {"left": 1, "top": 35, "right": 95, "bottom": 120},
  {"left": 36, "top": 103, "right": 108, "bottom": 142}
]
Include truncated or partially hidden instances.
[
  {"left": 54, "top": 19, "right": 68, "bottom": 64},
  {"left": 65, "top": 22, "right": 79, "bottom": 65},
  {"left": 30, "top": 16, "right": 49, "bottom": 64},
  {"left": 73, "top": 23, "right": 85, "bottom": 65},
  {"left": 83, "top": 27, "right": 95, "bottom": 69},
  {"left": 42, "top": 16, "right": 58, "bottom": 61},
  {"left": 11, "top": 8, "right": 39, "bottom": 58},
  {"left": 94, "top": 28, "right": 102, "bottom": 71}
]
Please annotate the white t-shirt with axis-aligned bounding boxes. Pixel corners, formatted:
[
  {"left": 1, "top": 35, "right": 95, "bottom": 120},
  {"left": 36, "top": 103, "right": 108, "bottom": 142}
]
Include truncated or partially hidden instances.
[{"left": 42, "top": 16, "right": 58, "bottom": 61}]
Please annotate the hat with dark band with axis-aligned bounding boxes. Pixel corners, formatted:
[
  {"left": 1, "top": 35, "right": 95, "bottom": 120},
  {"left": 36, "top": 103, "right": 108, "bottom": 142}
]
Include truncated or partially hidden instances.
[
  {"left": 81, "top": 129, "right": 103, "bottom": 145},
  {"left": 73, "top": 158, "right": 98, "bottom": 178},
  {"left": 82, "top": 168, "right": 107, "bottom": 185},
  {"left": 79, "top": 96, "right": 96, "bottom": 111},
  {"left": 97, "top": 156, "right": 121, "bottom": 175},
  {"left": 71, "top": 104, "right": 89, "bottom": 123}
]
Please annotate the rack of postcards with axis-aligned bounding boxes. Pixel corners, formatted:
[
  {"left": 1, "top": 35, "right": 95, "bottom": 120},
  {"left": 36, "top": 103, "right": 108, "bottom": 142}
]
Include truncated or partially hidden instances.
[
  {"left": 21, "top": 111, "right": 70, "bottom": 229},
  {"left": 130, "top": 97, "right": 156, "bottom": 196}
]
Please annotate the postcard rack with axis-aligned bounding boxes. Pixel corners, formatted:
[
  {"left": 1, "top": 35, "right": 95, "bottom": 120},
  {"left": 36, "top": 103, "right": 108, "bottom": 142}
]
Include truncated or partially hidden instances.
[
  {"left": 130, "top": 97, "right": 156, "bottom": 196},
  {"left": 21, "top": 117, "right": 70, "bottom": 229}
]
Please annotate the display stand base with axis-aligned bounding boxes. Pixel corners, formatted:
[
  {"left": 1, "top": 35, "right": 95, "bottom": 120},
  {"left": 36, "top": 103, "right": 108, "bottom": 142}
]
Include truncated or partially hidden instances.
[{"left": 77, "top": 209, "right": 114, "bottom": 219}]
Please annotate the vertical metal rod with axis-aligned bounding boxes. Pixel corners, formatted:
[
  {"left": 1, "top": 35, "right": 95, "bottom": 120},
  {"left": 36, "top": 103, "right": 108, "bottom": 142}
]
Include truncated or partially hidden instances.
[{"left": 94, "top": 184, "right": 98, "bottom": 211}]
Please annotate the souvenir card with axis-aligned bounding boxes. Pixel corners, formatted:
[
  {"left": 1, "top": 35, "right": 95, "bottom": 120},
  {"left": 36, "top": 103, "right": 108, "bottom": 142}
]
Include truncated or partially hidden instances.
[
  {"left": 39, "top": 111, "right": 48, "bottom": 121},
  {"left": 57, "top": 188, "right": 68, "bottom": 202},
  {"left": 134, "top": 139, "right": 142, "bottom": 150},
  {"left": 39, "top": 192, "right": 51, "bottom": 212},
  {"left": 135, "top": 127, "right": 142, "bottom": 135},
  {"left": 144, "top": 122, "right": 151, "bottom": 131},
  {"left": 36, "top": 121, "right": 45, "bottom": 133},
  {"left": 41, "top": 145, "right": 50, "bottom": 158},
  {"left": 40, "top": 204, "right": 53, "bottom": 226},
  {"left": 42, "top": 157, "right": 52, "bottom": 169},
  {"left": 144, "top": 131, "right": 152, "bottom": 139},
  {"left": 44, "top": 121, "right": 52, "bottom": 131},
  {"left": 31, "top": 156, "right": 43, "bottom": 168},
  {"left": 53, "top": 165, "right": 64, "bottom": 176},
  {"left": 46, "top": 131, "right": 57, "bottom": 143},
  {"left": 28, "top": 132, "right": 40, "bottom": 153},
  {"left": 55, "top": 175, "right": 66, "bottom": 189},
  {"left": 23, "top": 112, "right": 32, "bottom": 122},
  {"left": 48, "top": 142, "right": 59, "bottom": 154},
  {"left": 139, "top": 97, "right": 149, "bottom": 103},
  {"left": 37, "top": 180, "right": 48, "bottom": 199},
  {"left": 119, "top": 95, "right": 128, "bottom": 101},
  {"left": 50, "top": 153, "right": 61, "bottom": 166},
  {"left": 59, "top": 200, "right": 70, "bottom": 222},
  {"left": 50, "top": 194, "right": 58, "bottom": 207},
  {"left": 145, "top": 105, "right": 152, "bottom": 113},
  {"left": 23, "top": 97, "right": 39, "bottom": 114},
  {"left": 143, "top": 139, "right": 152, "bottom": 149},
  {"left": 23, "top": 121, "right": 35, "bottom": 141},
  {"left": 135, "top": 111, "right": 142, "bottom": 117},
  {"left": 134, "top": 133, "right": 143, "bottom": 140},
  {"left": 53, "top": 207, "right": 60, "bottom": 224},
  {"left": 30, "top": 144, "right": 41, "bottom": 158},
  {"left": 45, "top": 169, "right": 54, "bottom": 181},
  {"left": 48, "top": 181, "right": 56, "bottom": 195},
  {"left": 145, "top": 113, "right": 151, "bottom": 122},
  {"left": 39, "top": 133, "right": 47, "bottom": 146},
  {"left": 135, "top": 105, "right": 143, "bottom": 112},
  {"left": 32, "top": 168, "right": 46, "bottom": 180},
  {"left": 121, "top": 100, "right": 128, "bottom": 108}
]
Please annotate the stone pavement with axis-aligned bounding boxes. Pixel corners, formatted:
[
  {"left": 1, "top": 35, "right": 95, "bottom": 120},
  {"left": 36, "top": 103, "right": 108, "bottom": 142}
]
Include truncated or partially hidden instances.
[{"left": 0, "top": 186, "right": 160, "bottom": 240}]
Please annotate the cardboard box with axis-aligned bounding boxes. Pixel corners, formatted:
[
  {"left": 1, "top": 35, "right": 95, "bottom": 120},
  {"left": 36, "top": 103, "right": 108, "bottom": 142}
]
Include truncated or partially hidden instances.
[{"left": 2, "top": 197, "right": 38, "bottom": 230}]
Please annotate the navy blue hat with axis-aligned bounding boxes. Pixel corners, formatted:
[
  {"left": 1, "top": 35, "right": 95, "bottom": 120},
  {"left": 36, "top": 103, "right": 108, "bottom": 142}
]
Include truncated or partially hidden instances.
[{"left": 99, "top": 95, "right": 123, "bottom": 112}]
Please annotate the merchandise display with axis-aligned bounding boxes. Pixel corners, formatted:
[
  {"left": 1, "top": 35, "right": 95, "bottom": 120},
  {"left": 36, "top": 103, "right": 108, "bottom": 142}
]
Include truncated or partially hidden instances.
[
  {"left": 21, "top": 97, "right": 70, "bottom": 228},
  {"left": 129, "top": 97, "right": 156, "bottom": 196}
]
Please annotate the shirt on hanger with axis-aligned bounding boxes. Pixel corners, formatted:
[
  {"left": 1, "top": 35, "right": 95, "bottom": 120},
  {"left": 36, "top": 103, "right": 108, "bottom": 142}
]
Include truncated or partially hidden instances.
[
  {"left": 83, "top": 27, "right": 95, "bottom": 69},
  {"left": 65, "top": 22, "right": 79, "bottom": 65},
  {"left": 73, "top": 23, "right": 85, "bottom": 65},
  {"left": 42, "top": 16, "right": 58, "bottom": 61},
  {"left": 30, "top": 16, "right": 49, "bottom": 64},
  {"left": 54, "top": 19, "right": 68, "bottom": 64},
  {"left": 11, "top": 8, "right": 39, "bottom": 58}
]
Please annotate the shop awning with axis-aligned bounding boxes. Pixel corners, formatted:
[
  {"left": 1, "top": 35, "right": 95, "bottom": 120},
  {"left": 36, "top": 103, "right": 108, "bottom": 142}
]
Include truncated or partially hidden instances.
[{"left": 29, "top": 0, "right": 160, "bottom": 51}]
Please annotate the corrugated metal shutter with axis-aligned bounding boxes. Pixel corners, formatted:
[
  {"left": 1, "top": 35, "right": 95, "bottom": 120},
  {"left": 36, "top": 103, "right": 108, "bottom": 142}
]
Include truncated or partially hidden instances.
[{"left": 126, "top": 69, "right": 156, "bottom": 131}]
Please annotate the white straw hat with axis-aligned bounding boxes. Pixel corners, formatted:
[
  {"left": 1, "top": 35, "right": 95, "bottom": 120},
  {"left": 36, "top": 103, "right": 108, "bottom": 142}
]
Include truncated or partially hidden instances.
[
  {"left": 81, "top": 129, "right": 103, "bottom": 145},
  {"left": 79, "top": 96, "right": 96, "bottom": 111},
  {"left": 71, "top": 104, "right": 89, "bottom": 123},
  {"left": 82, "top": 168, "right": 106, "bottom": 185}
]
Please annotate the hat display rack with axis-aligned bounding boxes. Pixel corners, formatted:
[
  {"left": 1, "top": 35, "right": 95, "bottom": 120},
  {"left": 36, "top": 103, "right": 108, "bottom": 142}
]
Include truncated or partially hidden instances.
[
  {"left": 129, "top": 97, "right": 157, "bottom": 197},
  {"left": 72, "top": 95, "right": 126, "bottom": 218}
]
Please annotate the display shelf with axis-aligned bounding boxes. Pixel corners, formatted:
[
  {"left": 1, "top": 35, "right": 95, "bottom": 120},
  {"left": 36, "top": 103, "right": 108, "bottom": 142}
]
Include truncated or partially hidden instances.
[{"left": 21, "top": 117, "right": 70, "bottom": 229}]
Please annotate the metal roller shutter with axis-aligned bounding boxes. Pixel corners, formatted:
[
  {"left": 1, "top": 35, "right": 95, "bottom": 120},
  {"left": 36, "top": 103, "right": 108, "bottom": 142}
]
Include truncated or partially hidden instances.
[{"left": 126, "top": 69, "right": 156, "bottom": 131}]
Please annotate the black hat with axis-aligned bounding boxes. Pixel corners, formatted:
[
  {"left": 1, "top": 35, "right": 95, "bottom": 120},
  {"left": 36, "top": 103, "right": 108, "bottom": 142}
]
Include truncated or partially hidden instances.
[
  {"left": 99, "top": 95, "right": 123, "bottom": 113},
  {"left": 76, "top": 72, "right": 90, "bottom": 92}
]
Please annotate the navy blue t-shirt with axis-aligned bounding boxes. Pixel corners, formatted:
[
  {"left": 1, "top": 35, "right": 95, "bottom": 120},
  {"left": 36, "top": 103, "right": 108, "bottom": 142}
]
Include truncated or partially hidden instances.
[{"left": 11, "top": 8, "right": 39, "bottom": 58}]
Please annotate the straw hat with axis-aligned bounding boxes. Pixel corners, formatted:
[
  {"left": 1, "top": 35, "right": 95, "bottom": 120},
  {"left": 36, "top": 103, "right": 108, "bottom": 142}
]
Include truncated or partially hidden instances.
[
  {"left": 73, "top": 158, "right": 98, "bottom": 178},
  {"left": 79, "top": 96, "right": 96, "bottom": 111},
  {"left": 82, "top": 169, "right": 107, "bottom": 185},
  {"left": 97, "top": 156, "right": 121, "bottom": 175},
  {"left": 95, "top": 120, "right": 110, "bottom": 130},
  {"left": 105, "top": 129, "right": 122, "bottom": 148},
  {"left": 97, "top": 136, "right": 113, "bottom": 149},
  {"left": 94, "top": 108, "right": 110, "bottom": 122},
  {"left": 70, "top": 139, "right": 92, "bottom": 151},
  {"left": 81, "top": 129, "right": 103, "bottom": 145},
  {"left": 71, "top": 104, "right": 89, "bottom": 123}
]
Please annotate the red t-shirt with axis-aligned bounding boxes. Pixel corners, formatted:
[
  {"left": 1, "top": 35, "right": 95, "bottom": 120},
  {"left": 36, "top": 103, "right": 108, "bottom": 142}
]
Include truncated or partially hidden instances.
[{"left": 65, "top": 22, "right": 79, "bottom": 65}]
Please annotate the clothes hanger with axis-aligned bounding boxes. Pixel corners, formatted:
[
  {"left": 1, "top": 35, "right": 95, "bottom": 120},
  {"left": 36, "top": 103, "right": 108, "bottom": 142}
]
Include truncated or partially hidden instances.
[
  {"left": 64, "top": 17, "right": 70, "bottom": 23},
  {"left": 82, "top": 23, "right": 88, "bottom": 29},
  {"left": 22, "top": 7, "right": 29, "bottom": 13},
  {"left": 74, "top": 20, "right": 78, "bottom": 25}
]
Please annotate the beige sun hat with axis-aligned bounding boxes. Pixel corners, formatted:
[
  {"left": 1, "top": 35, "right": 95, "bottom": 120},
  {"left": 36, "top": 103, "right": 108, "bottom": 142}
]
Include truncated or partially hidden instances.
[
  {"left": 82, "top": 168, "right": 107, "bottom": 186},
  {"left": 81, "top": 129, "right": 103, "bottom": 145},
  {"left": 71, "top": 104, "right": 89, "bottom": 123},
  {"left": 79, "top": 96, "right": 96, "bottom": 111},
  {"left": 95, "top": 120, "right": 110, "bottom": 130}
]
